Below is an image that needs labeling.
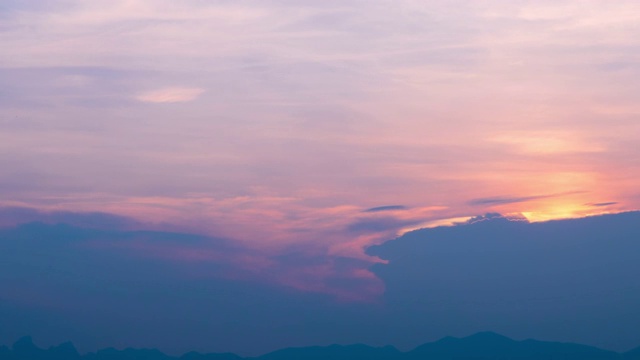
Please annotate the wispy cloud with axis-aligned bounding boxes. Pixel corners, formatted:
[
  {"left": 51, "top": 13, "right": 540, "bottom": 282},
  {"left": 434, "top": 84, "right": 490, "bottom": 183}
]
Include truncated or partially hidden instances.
[{"left": 136, "top": 87, "right": 205, "bottom": 103}]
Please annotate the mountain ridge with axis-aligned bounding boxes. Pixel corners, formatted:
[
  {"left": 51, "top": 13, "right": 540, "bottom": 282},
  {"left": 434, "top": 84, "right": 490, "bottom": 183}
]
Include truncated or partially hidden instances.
[{"left": 3, "top": 332, "right": 640, "bottom": 360}]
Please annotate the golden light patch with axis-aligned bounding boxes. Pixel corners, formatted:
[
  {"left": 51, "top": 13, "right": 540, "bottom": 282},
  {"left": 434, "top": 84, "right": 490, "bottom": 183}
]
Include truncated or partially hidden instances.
[
  {"left": 521, "top": 201, "right": 614, "bottom": 222},
  {"left": 489, "top": 132, "right": 604, "bottom": 154}
]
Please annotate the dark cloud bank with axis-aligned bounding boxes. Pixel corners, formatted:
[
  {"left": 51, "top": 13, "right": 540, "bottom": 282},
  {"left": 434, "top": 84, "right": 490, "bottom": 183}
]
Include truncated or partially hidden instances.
[{"left": 2, "top": 211, "right": 640, "bottom": 356}]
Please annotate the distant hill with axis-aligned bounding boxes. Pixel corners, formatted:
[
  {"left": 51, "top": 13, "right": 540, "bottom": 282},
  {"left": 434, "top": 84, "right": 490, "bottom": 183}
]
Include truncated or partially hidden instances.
[
  {"left": 2, "top": 332, "right": 639, "bottom": 360},
  {"left": 624, "top": 346, "right": 640, "bottom": 360},
  {"left": 257, "top": 343, "right": 402, "bottom": 360},
  {"left": 408, "top": 332, "right": 619, "bottom": 360}
]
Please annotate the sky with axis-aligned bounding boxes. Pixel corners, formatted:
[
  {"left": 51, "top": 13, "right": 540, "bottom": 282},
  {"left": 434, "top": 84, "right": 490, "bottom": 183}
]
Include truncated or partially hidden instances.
[{"left": 1, "top": 0, "right": 640, "bottom": 355}]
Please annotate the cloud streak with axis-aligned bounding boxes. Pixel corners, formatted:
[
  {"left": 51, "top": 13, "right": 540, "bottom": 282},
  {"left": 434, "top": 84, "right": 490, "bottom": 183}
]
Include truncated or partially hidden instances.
[
  {"left": 363, "top": 205, "right": 407, "bottom": 213},
  {"left": 468, "top": 191, "right": 585, "bottom": 206}
]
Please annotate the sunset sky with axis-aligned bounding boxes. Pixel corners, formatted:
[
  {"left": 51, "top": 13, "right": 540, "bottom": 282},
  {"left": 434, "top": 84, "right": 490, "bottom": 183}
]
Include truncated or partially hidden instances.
[
  {"left": 2, "top": 1, "right": 640, "bottom": 355},
  {"left": 5, "top": 0, "right": 640, "bottom": 230}
]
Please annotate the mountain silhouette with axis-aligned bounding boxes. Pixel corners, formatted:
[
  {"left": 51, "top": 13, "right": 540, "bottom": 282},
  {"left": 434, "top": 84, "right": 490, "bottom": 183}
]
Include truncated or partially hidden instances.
[
  {"left": 410, "top": 332, "right": 522, "bottom": 359},
  {"left": 11, "top": 336, "right": 47, "bottom": 359},
  {"left": 179, "top": 351, "right": 242, "bottom": 360},
  {"left": 624, "top": 346, "right": 640, "bottom": 360},
  {"left": 48, "top": 342, "right": 81, "bottom": 360},
  {"left": 409, "top": 332, "right": 619, "bottom": 359},
  {"left": 2, "top": 332, "right": 637, "bottom": 360},
  {"left": 258, "top": 343, "right": 401, "bottom": 360},
  {"left": 85, "top": 347, "right": 173, "bottom": 360},
  {"left": 9, "top": 336, "right": 81, "bottom": 360}
]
